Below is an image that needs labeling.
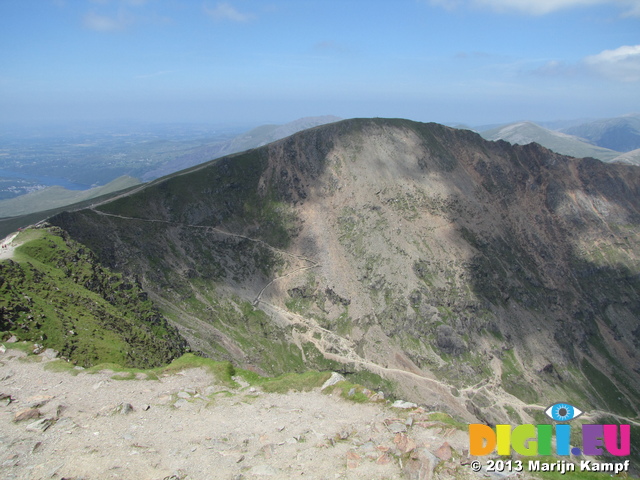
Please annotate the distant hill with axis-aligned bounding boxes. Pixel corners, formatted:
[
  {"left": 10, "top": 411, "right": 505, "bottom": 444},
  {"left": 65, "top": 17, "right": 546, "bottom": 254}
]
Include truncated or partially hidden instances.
[
  {"left": 142, "top": 115, "right": 342, "bottom": 181},
  {"left": 0, "top": 175, "right": 140, "bottom": 218},
  {"left": 561, "top": 114, "right": 640, "bottom": 152},
  {"left": 612, "top": 148, "right": 640, "bottom": 166},
  {"left": 480, "top": 121, "right": 621, "bottom": 161}
]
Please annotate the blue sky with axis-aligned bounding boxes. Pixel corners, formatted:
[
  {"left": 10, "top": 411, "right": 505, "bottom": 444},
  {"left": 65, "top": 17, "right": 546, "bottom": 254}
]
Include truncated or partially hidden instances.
[{"left": 1, "top": 0, "right": 639, "bottom": 127}]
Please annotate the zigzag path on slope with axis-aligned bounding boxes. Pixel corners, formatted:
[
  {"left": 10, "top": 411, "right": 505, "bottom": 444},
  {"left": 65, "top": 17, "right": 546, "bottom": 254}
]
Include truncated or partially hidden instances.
[{"left": 69, "top": 210, "right": 550, "bottom": 424}]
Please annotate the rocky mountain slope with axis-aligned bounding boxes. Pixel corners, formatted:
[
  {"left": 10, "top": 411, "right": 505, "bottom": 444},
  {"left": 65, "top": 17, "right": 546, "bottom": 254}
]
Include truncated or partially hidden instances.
[{"left": 41, "top": 118, "right": 640, "bottom": 441}]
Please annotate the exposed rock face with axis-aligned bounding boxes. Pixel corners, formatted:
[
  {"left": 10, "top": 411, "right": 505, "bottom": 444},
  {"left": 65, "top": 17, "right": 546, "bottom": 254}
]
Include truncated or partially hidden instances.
[{"left": 48, "top": 118, "right": 640, "bottom": 422}]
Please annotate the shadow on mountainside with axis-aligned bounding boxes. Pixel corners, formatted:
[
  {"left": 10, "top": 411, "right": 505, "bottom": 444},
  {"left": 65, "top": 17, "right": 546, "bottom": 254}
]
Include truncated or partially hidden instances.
[{"left": 46, "top": 118, "right": 640, "bottom": 422}]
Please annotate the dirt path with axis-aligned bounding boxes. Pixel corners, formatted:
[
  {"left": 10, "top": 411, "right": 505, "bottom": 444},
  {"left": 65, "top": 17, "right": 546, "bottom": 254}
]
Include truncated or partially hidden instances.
[
  {"left": 0, "top": 347, "right": 489, "bottom": 480},
  {"left": 78, "top": 212, "right": 531, "bottom": 423},
  {"left": 0, "top": 232, "right": 19, "bottom": 261},
  {"left": 259, "top": 301, "right": 459, "bottom": 394},
  {"left": 55, "top": 212, "right": 548, "bottom": 426},
  {"left": 89, "top": 208, "right": 323, "bottom": 307},
  {"left": 90, "top": 209, "right": 318, "bottom": 265}
]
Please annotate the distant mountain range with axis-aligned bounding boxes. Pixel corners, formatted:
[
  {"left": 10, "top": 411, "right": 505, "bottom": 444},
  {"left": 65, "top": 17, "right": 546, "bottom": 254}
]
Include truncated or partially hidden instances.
[
  {"left": 479, "top": 121, "right": 621, "bottom": 161},
  {"left": 0, "top": 116, "right": 342, "bottom": 219},
  {"left": 560, "top": 113, "right": 640, "bottom": 152},
  {"left": 4, "top": 113, "right": 640, "bottom": 221},
  {"left": 479, "top": 114, "right": 640, "bottom": 165},
  {"left": 611, "top": 148, "right": 640, "bottom": 166},
  {"left": 141, "top": 115, "right": 342, "bottom": 181}
]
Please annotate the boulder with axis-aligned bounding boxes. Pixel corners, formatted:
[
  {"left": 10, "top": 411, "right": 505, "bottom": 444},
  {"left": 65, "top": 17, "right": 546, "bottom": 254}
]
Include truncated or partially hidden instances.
[
  {"left": 394, "top": 433, "right": 417, "bottom": 454},
  {"left": 392, "top": 400, "right": 417, "bottom": 409},
  {"left": 434, "top": 441, "right": 452, "bottom": 461},
  {"left": 14, "top": 408, "right": 41, "bottom": 423},
  {"left": 26, "top": 417, "right": 55, "bottom": 433},
  {"left": 39, "top": 348, "right": 58, "bottom": 360},
  {"left": 403, "top": 447, "right": 439, "bottom": 480},
  {"left": 321, "top": 372, "right": 345, "bottom": 390},
  {"left": 113, "top": 403, "right": 134, "bottom": 415}
]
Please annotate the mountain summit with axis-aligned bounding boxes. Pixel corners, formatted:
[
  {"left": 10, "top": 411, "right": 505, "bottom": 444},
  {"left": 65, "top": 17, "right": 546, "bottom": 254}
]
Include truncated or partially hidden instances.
[{"left": 48, "top": 118, "right": 640, "bottom": 426}]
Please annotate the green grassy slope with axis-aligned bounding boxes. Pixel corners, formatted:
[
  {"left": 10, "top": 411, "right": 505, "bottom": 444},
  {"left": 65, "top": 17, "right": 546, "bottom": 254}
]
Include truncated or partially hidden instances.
[{"left": 0, "top": 226, "right": 187, "bottom": 368}]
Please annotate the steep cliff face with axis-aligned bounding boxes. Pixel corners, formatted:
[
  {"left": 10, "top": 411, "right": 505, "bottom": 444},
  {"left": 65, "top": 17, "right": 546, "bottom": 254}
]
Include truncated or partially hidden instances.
[{"left": 49, "top": 118, "right": 640, "bottom": 423}]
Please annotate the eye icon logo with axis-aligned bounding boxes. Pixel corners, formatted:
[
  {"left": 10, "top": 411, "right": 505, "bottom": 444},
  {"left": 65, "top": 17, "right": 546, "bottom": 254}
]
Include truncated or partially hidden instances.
[
  {"left": 470, "top": 402, "right": 630, "bottom": 458},
  {"left": 545, "top": 403, "right": 583, "bottom": 422}
]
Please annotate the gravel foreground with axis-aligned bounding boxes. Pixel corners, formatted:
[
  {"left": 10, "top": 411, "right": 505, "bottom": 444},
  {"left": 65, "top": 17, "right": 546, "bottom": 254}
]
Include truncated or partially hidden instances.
[{"left": 0, "top": 347, "right": 509, "bottom": 480}]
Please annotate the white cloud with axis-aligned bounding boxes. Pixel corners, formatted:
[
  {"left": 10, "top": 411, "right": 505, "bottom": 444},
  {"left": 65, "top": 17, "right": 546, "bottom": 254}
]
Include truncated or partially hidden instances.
[
  {"left": 81, "top": 0, "right": 152, "bottom": 32},
  {"left": 475, "top": 0, "right": 603, "bottom": 14},
  {"left": 83, "top": 11, "right": 132, "bottom": 31},
  {"left": 203, "top": 2, "right": 253, "bottom": 22},
  {"left": 584, "top": 45, "right": 640, "bottom": 82},
  {"left": 529, "top": 45, "right": 640, "bottom": 81},
  {"left": 427, "top": 0, "right": 640, "bottom": 16},
  {"left": 621, "top": 0, "right": 640, "bottom": 15}
]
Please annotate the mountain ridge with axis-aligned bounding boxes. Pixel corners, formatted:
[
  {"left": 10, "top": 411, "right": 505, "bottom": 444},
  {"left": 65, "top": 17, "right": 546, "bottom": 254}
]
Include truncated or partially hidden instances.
[
  {"left": 480, "top": 121, "right": 621, "bottom": 161},
  {"left": 141, "top": 115, "right": 342, "bottom": 181},
  {"left": 43, "top": 118, "right": 640, "bottom": 431}
]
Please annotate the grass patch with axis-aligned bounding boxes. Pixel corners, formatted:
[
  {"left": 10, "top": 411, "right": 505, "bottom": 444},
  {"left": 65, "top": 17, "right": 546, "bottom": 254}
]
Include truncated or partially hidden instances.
[
  {"left": 256, "top": 371, "right": 331, "bottom": 394},
  {"left": 1, "top": 341, "right": 36, "bottom": 355},
  {"left": 427, "top": 412, "right": 468, "bottom": 430},
  {"left": 2, "top": 227, "right": 186, "bottom": 369},
  {"left": 580, "top": 358, "right": 635, "bottom": 416},
  {"left": 504, "top": 405, "right": 523, "bottom": 424},
  {"left": 344, "top": 370, "right": 396, "bottom": 399},
  {"left": 325, "top": 380, "right": 371, "bottom": 403},
  {"left": 161, "top": 353, "right": 238, "bottom": 387},
  {"left": 43, "top": 359, "right": 82, "bottom": 375},
  {"left": 501, "top": 349, "right": 539, "bottom": 404}
]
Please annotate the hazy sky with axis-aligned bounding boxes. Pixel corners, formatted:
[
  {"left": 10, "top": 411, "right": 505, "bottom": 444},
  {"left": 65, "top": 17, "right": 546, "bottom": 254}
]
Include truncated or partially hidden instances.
[{"left": 1, "top": 0, "right": 639, "bottom": 127}]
